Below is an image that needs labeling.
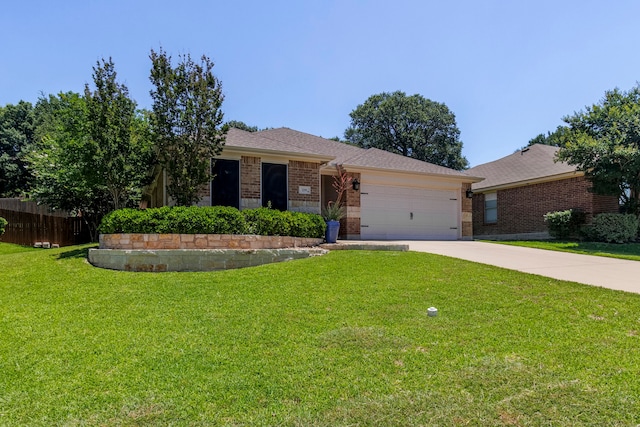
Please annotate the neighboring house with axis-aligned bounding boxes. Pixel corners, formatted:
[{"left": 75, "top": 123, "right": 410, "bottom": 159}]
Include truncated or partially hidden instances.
[
  {"left": 467, "top": 144, "right": 619, "bottom": 240},
  {"left": 147, "top": 127, "right": 483, "bottom": 240}
]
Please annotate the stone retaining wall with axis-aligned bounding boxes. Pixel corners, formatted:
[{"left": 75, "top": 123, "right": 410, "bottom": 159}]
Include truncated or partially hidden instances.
[
  {"left": 89, "top": 248, "right": 328, "bottom": 272},
  {"left": 100, "top": 234, "right": 323, "bottom": 250}
]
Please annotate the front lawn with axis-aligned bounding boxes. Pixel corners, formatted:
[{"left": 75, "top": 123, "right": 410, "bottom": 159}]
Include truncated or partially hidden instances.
[
  {"left": 1, "top": 242, "right": 639, "bottom": 425},
  {"left": 490, "top": 240, "right": 640, "bottom": 261}
]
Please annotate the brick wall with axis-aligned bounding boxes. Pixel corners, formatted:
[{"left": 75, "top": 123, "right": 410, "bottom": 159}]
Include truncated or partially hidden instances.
[
  {"left": 240, "top": 156, "right": 261, "bottom": 209},
  {"left": 461, "top": 182, "right": 473, "bottom": 239},
  {"left": 289, "top": 160, "right": 321, "bottom": 213},
  {"left": 341, "top": 172, "right": 361, "bottom": 239},
  {"left": 472, "top": 176, "right": 619, "bottom": 237}
]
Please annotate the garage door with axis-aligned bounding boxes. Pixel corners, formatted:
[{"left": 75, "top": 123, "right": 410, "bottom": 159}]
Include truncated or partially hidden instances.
[{"left": 360, "top": 184, "right": 459, "bottom": 240}]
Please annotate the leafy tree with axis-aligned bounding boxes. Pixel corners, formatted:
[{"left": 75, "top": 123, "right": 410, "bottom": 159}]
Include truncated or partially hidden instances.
[
  {"left": 149, "top": 48, "right": 228, "bottom": 206},
  {"left": 0, "top": 101, "right": 35, "bottom": 196},
  {"left": 28, "top": 92, "right": 110, "bottom": 240},
  {"left": 28, "top": 60, "right": 154, "bottom": 240},
  {"left": 227, "top": 120, "right": 258, "bottom": 132},
  {"left": 556, "top": 85, "right": 640, "bottom": 215},
  {"left": 345, "top": 91, "right": 468, "bottom": 170},
  {"left": 527, "top": 125, "right": 570, "bottom": 147},
  {"left": 84, "top": 58, "right": 155, "bottom": 210}
]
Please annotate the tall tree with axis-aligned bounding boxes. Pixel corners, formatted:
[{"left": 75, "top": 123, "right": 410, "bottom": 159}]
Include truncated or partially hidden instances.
[
  {"left": 345, "top": 91, "right": 468, "bottom": 170},
  {"left": 556, "top": 85, "right": 640, "bottom": 214},
  {"left": 28, "top": 92, "right": 110, "bottom": 240},
  {"left": 149, "top": 48, "right": 228, "bottom": 206},
  {"left": 28, "top": 60, "right": 154, "bottom": 240},
  {"left": 84, "top": 58, "right": 155, "bottom": 210},
  {"left": 0, "top": 101, "right": 35, "bottom": 197}
]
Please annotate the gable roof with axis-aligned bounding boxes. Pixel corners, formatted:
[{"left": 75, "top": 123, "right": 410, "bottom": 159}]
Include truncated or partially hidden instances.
[
  {"left": 223, "top": 128, "right": 333, "bottom": 162},
  {"left": 255, "top": 127, "right": 481, "bottom": 180},
  {"left": 467, "top": 144, "right": 579, "bottom": 191}
]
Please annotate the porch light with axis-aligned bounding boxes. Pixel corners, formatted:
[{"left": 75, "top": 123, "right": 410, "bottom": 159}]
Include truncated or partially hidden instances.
[
  {"left": 466, "top": 189, "right": 474, "bottom": 199},
  {"left": 352, "top": 178, "right": 360, "bottom": 191}
]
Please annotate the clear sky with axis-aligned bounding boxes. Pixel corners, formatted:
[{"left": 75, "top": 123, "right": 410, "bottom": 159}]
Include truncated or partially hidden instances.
[{"left": 2, "top": 0, "right": 639, "bottom": 167}]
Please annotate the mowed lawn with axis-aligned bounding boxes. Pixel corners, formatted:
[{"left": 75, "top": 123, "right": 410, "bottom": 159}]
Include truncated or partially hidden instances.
[{"left": 1, "top": 243, "right": 639, "bottom": 426}]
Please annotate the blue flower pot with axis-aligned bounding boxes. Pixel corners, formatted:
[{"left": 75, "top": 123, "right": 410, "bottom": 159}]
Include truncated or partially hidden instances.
[{"left": 325, "top": 220, "right": 340, "bottom": 243}]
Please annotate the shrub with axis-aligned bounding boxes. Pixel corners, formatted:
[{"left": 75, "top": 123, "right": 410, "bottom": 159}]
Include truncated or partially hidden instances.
[
  {"left": 543, "top": 209, "right": 586, "bottom": 239},
  {"left": 99, "top": 206, "right": 325, "bottom": 238},
  {"left": 589, "top": 213, "right": 639, "bottom": 243},
  {"left": 0, "top": 217, "right": 7, "bottom": 236},
  {"left": 241, "top": 208, "right": 326, "bottom": 238}
]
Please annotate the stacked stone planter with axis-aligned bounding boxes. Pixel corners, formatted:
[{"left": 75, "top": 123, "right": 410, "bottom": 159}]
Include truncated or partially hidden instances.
[{"left": 89, "top": 234, "right": 325, "bottom": 272}]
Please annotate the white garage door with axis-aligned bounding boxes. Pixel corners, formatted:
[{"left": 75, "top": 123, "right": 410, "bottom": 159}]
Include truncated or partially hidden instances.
[{"left": 360, "top": 184, "right": 459, "bottom": 240}]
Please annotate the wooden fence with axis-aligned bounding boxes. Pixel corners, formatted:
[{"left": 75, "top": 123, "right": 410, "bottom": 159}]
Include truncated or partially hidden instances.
[{"left": 0, "top": 199, "right": 91, "bottom": 247}]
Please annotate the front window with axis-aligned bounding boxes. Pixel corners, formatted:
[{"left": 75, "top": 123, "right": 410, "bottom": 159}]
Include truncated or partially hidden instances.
[{"left": 484, "top": 193, "right": 497, "bottom": 224}]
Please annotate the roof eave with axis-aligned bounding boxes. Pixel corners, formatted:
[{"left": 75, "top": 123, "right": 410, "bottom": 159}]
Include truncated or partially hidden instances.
[
  {"left": 339, "top": 164, "right": 485, "bottom": 182},
  {"left": 472, "top": 170, "right": 583, "bottom": 192},
  {"left": 222, "top": 146, "right": 334, "bottom": 163}
]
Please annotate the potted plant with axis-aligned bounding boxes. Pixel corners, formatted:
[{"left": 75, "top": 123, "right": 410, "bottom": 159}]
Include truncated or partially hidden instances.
[
  {"left": 322, "top": 201, "right": 344, "bottom": 243},
  {"left": 322, "top": 165, "right": 352, "bottom": 243}
]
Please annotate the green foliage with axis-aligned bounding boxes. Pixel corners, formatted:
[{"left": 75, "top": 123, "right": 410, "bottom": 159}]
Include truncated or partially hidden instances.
[
  {"left": 543, "top": 209, "right": 586, "bottom": 239},
  {"left": 226, "top": 120, "right": 258, "bottom": 132},
  {"left": 345, "top": 91, "right": 468, "bottom": 170},
  {"left": 0, "top": 101, "right": 35, "bottom": 197},
  {"left": 589, "top": 213, "right": 639, "bottom": 243},
  {"left": 321, "top": 201, "right": 345, "bottom": 221},
  {"left": 0, "top": 216, "right": 7, "bottom": 235},
  {"left": 149, "top": 48, "right": 228, "bottom": 206},
  {"left": 242, "top": 207, "right": 325, "bottom": 238},
  {"left": 84, "top": 58, "right": 156, "bottom": 210},
  {"left": 99, "top": 206, "right": 247, "bottom": 234},
  {"left": 27, "top": 59, "right": 154, "bottom": 241},
  {"left": 527, "top": 125, "right": 571, "bottom": 148},
  {"left": 99, "top": 206, "right": 325, "bottom": 238},
  {"left": 556, "top": 85, "right": 640, "bottom": 215}
]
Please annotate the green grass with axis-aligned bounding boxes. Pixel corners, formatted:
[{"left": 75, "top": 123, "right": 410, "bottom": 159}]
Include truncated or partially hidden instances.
[
  {"left": 489, "top": 240, "right": 640, "bottom": 261},
  {"left": 1, "top": 243, "right": 640, "bottom": 426}
]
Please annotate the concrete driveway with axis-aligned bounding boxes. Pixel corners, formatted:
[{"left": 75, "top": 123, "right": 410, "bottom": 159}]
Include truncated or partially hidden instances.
[{"left": 369, "top": 240, "right": 640, "bottom": 295}]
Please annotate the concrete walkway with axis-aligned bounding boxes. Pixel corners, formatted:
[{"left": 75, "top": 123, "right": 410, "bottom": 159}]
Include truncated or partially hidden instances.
[{"left": 349, "top": 240, "right": 640, "bottom": 295}]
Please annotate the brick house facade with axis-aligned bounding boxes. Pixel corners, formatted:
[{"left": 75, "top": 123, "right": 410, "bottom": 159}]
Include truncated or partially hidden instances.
[{"left": 468, "top": 145, "right": 619, "bottom": 239}]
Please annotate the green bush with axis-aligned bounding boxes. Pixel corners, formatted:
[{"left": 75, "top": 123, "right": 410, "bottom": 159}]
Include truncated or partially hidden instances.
[
  {"left": 543, "top": 209, "right": 586, "bottom": 239},
  {"left": 0, "top": 217, "right": 7, "bottom": 236},
  {"left": 99, "top": 206, "right": 325, "bottom": 238},
  {"left": 589, "top": 213, "right": 639, "bottom": 243}
]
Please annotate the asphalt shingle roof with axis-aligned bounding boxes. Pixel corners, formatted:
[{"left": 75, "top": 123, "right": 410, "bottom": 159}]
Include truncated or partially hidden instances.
[
  {"left": 467, "top": 144, "right": 578, "bottom": 191},
  {"left": 254, "top": 128, "right": 478, "bottom": 179}
]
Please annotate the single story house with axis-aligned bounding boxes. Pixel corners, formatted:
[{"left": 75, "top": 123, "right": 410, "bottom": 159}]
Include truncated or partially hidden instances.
[
  {"left": 467, "top": 144, "right": 619, "bottom": 240},
  {"left": 147, "top": 127, "right": 483, "bottom": 240}
]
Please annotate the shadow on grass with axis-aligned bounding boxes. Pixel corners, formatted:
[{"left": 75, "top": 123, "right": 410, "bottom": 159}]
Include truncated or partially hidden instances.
[{"left": 55, "top": 245, "right": 97, "bottom": 260}]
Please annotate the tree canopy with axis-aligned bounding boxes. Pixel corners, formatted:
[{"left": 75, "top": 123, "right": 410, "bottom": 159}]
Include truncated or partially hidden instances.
[
  {"left": 226, "top": 120, "right": 258, "bottom": 132},
  {"left": 344, "top": 91, "right": 468, "bottom": 170},
  {"left": 0, "top": 101, "right": 35, "bottom": 197},
  {"left": 149, "top": 48, "right": 228, "bottom": 206},
  {"left": 27, "top": 59, "right": 154, "bottom": 239},
  {"left": 556, "top": 85, "right": 640, "bottom": 214}
]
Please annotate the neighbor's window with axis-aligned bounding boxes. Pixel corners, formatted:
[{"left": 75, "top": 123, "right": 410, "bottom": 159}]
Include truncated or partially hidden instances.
[{"left": 484, "top": 192, "right": 497, "bottom": 224}]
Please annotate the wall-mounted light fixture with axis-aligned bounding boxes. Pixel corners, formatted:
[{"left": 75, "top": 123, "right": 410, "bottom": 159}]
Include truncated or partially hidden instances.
[
  {"left": 352, "top": 178, "right": 360, "bottom": 191},
  {"left": 466, "top": 188, "right": 474, "bottom": 199}
]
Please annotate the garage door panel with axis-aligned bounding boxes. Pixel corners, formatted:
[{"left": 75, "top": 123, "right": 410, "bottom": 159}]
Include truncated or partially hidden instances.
[{"left": 360, "top": 183, "right": 459, "bottom": 240}]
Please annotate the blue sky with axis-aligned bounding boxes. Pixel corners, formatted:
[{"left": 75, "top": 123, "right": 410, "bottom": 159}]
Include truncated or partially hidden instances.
[{"left": 2, "top": 0, "right": 639, "bottom": 167}]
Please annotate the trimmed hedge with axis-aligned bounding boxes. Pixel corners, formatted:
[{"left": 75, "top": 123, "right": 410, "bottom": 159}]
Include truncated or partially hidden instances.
[
  {"left": 99, "top": 206, "right": 326, "bottom": 239},
  {"left": 587, "top": 213, "right": 639, "bottom": 243},
  {"left": 543, "top": 209, "right": 586, "bottom": 239},
  {"left": 0, "top": 217, "right": 7, "bottom": 236}
]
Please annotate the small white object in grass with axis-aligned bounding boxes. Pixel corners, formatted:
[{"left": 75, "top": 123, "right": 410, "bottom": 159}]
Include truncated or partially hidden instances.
[{"left": 427, "top": 307, "right": 438, "bottom": 317}]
